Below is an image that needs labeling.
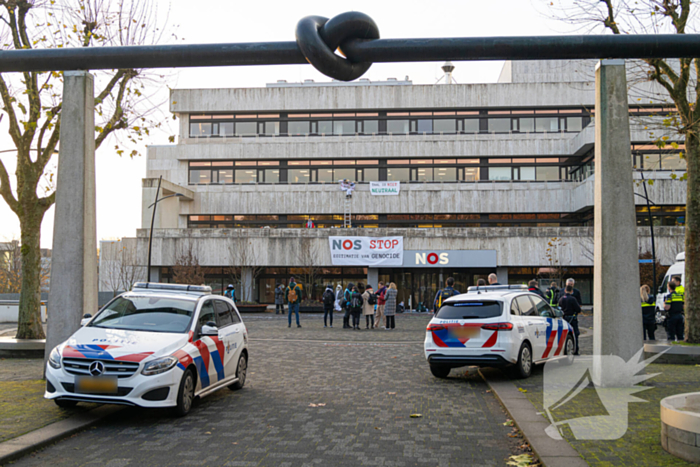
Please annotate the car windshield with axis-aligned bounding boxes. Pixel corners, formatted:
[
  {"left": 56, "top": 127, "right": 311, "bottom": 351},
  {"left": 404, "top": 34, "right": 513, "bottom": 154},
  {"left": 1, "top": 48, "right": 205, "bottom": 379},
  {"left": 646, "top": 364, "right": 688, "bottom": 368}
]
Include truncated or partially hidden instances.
[
  {"left": 436, "top": 301, "right": 503, "bottom": 319},
  {"left": 90, "top": 296, "right": 196, "bottom": 333}
]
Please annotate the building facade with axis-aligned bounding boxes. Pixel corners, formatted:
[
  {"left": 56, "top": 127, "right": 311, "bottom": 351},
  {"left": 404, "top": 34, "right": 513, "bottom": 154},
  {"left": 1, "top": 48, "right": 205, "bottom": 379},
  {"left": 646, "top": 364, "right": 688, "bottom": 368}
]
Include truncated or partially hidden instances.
[{"left": 103, "top": 60, "right": 686, "bottom": 307}]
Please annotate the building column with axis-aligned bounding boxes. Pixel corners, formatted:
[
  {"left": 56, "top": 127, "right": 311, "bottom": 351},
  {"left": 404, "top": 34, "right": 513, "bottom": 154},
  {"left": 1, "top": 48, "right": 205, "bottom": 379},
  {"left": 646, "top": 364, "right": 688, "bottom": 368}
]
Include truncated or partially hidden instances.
[
  {"left": 593, "top": 60, "right": 642, "bottom": 368},
  {"left": 496, "top": 267, "right": 509, "bottom": 285},
  {"left": 45, "top": 71, "right": 97, "bottom": 362},
  {"left": 242, "top": 267, "right": 254, "bottom": 302},
  {"left": 367, "top": 268, "right": 379, "bottom": 289}
]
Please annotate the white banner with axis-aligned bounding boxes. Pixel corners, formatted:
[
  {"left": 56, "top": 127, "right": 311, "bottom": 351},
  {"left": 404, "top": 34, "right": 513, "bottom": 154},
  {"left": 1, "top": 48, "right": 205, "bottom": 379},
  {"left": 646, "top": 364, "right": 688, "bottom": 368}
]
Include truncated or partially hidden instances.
[
  {"left": 329, "top": 236, "right": 404, "bottom": 266},
  {"left": 369, "top": 181, "right": 400, "bottom": 196}
]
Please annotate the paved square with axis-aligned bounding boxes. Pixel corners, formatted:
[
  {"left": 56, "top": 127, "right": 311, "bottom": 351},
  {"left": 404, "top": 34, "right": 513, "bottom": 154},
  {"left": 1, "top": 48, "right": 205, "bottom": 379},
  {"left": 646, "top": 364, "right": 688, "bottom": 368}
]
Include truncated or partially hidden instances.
[{"left": 12, "top": 314, "right": 521, "bottom": 466}]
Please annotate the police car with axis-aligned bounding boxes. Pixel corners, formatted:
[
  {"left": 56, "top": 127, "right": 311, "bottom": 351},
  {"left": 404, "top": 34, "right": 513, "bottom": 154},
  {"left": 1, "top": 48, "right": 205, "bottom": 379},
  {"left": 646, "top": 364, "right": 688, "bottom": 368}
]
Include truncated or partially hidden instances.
[
  {"left": 45, "top": 283, "right": 249, "bottom": 416},
  {"left": 424, "top": 285, "right": 575, "bottom": 379}
]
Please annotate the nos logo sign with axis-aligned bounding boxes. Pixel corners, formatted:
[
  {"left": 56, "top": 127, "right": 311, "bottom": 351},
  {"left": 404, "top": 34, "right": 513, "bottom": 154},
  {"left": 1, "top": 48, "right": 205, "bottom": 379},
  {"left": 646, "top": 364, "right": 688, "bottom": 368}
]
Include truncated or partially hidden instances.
[{"left": 415, "top": 252, "right": 449, "bottom": 265}]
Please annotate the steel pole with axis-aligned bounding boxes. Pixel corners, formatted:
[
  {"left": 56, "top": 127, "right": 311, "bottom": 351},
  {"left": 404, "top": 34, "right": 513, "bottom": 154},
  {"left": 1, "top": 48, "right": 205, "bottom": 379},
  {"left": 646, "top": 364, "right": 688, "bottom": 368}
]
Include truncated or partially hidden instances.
[{"left": 640, "top": 171, "right": 658, "bottom": 294}]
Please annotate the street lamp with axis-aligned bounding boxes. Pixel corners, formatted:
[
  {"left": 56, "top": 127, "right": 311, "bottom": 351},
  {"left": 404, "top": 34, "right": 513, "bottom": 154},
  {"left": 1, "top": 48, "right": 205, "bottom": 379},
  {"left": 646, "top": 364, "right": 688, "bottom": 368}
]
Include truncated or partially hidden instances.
[
  {"left": 146, "top": 175, "right": 184, "bottom": 280},
  {"left": 635, "top": 171, "right": 658, "bottom": 295}
]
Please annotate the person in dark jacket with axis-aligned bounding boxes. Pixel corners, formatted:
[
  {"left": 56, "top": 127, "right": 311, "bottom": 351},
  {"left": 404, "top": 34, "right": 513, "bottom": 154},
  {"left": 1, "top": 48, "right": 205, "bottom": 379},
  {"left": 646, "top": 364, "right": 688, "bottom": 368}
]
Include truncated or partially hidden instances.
[
  {"left": 432, "top": 277, "right": 460, "bottom": 312},
  {"left": 559, "top": 285, "right": 581, "bottom": 355},
  {"left": 274, "top": 284, "right": 285, "bottom": 315},
  {"left": 546, "top": 282, "right": 560, "bottom": 307},
  {"left": 342, "top": 283, "right": 354, "bottom": 329},
  {"left": 640, "top": 284, "right": 656, "bottom": 340},
  {"left": 664, "top": 281, "right": 685, "bottom": 341},
  {"left": 322, "top": 284, "right": 335, "bottom": 328},
  {"left": 528, "top": 280, "right": 547, "bottom": 300},
  {"left": 564, "top": 278, "right": 582, "bottom": 305},
  {"left": 224, "top": 284, "right": 237, "bottom": 303},
  {"left": 488, "top": 273, "right": 501, "bottom": 286},
  {"left": 349, "top": 286, "right": 364, "bottom": 330}
]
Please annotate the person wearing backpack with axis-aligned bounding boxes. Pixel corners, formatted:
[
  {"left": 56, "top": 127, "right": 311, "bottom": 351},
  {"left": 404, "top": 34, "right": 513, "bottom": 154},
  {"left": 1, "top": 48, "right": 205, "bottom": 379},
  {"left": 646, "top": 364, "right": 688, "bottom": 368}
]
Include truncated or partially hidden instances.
[
  {"left": 224, "top": 284, "right": 238, "bottom": 303},
  {"left": 342, "top": 282, "right": 354, "bottom": 329},
  {"left": 362, "top": 284, "right": 376, "bottom": 329},
  {"left": 286, "top": 277, "right": 302, "bottom": 328},
  {"left": 376, "top": 281, "right": 387, "bottom": 329},
  {"left": 350, "top": 285, "right": 364, "bottom": 330},
  {"left": 322, "top": 284, "right": 335, "bottom": 328},
  {"left": 432, "top": 277, "right": 460, "bottom": 313}
]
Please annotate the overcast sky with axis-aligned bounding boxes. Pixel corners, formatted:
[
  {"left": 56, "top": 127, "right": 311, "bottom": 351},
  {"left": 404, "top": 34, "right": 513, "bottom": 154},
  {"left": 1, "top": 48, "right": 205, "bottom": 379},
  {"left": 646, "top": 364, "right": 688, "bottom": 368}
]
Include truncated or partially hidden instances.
[{"left": 0, "top": 0, "right": 576, "bottom": 248}]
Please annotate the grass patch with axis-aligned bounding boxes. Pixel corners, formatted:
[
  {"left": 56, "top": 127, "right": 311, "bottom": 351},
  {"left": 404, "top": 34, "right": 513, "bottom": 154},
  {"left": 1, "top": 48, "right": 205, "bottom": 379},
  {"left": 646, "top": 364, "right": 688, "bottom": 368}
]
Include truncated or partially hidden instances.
[{"left": 671, "top": 341, "right": 700, "bottom": 347}]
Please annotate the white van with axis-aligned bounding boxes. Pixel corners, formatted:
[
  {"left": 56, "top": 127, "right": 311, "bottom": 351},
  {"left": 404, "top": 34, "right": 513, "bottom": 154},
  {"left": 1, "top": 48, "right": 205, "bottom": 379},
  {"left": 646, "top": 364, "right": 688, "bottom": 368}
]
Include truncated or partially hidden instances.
[{"left": 657, "top": 251, "right": 685, "bottom": 312}]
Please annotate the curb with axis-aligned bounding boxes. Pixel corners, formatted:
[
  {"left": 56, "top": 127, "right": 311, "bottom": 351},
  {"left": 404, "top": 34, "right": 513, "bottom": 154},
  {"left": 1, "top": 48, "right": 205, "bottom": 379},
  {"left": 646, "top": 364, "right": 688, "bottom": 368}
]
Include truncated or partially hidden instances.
[
  {"left": 479, "top": 368, "right": 588, "bottom": 467},
  {"left": 0, "top": 405, "right": 122, "bottom": 465}
]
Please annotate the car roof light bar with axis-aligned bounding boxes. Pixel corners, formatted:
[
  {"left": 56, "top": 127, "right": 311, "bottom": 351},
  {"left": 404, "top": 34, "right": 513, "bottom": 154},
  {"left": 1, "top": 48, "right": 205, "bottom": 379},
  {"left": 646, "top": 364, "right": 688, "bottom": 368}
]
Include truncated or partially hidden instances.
[
  {"left": 466, "top": 285, "right": 529, "bottom": 293},
  {"left": 132, "top": 282, "right": 213, "bottom": 294}
]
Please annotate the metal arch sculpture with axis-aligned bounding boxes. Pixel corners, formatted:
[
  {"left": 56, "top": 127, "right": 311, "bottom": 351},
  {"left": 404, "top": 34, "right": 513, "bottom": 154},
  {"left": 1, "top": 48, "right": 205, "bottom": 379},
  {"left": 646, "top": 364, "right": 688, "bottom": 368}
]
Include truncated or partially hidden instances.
[{"left": 0, "top": 11, "right": 698, "bottom": 78}]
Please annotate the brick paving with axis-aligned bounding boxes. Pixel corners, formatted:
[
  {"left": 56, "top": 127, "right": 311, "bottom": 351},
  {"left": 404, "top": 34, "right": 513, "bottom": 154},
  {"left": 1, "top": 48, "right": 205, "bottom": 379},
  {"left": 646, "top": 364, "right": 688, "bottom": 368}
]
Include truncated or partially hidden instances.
[{"left": 11, "top": 313, "right": 523, "bottom": 467}]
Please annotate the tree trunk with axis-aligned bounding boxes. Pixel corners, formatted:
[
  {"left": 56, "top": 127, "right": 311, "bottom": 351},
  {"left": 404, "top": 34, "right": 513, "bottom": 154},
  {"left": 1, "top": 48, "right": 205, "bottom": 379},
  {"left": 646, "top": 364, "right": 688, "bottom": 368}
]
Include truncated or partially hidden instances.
[
  {"left": 15, "top": 210, "right": 46, "bottom": 339},
  {"left": 685, "top": 131, "right": 700, "bottom": 343}
]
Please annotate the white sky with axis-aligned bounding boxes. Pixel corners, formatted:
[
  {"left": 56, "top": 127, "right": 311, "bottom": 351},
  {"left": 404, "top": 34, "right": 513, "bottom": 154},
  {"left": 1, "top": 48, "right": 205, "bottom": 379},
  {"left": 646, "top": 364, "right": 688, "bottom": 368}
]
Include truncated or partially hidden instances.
[{"left": 0, "top": 0, "right": 575, "bottom": 248}]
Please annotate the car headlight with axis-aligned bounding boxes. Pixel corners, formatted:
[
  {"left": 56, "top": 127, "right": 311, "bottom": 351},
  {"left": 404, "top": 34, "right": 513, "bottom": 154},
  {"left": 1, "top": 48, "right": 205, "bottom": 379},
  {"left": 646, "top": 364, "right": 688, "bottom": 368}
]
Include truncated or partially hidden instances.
[
  {"left": 48, "top": 346, "right": 62, "bottom": 369},
  {"left": 141, "top": 356, "right": 178, "bottom": 376}
]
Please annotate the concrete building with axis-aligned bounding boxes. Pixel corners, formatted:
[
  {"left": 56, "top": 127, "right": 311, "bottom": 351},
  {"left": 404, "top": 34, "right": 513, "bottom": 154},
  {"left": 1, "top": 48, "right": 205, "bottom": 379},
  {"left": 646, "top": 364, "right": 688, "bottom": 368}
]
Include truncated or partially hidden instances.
[{"left": 103, "top": 60, "right": 686, "bottom": 308}]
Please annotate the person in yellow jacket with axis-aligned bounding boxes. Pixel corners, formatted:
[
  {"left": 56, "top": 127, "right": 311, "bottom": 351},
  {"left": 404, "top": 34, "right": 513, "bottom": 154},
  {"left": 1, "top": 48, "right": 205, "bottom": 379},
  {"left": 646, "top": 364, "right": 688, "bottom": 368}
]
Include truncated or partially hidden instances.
[
  {"left": 664, "top": 281, "right": 684, "bottom": 341},
  {"left": 640, "top": 285, "right": 656, "bottom": 340}
]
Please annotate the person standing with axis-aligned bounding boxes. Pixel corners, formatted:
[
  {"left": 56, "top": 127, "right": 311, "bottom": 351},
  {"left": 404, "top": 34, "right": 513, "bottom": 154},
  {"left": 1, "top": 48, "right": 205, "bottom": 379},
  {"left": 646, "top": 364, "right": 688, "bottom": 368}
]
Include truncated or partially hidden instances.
[
  {"left": 433, "top": 277, "right": 460, "bottom": 313},
  {"left": 384, "top": 282, "right": 398, "bottom": 330},
  {"left": 558, "top": 285, "right": 581, "bottom": 355},
  {"left": 564, "top": 278, "right": 582, "bottom": 305},
  {"left": 342, "top": 282, "right": 354, "bottom": 329},
  {"left": 546, "top": 282, "right": 560, "bottom": 307},
  {"left": 664, "top": 281, "right": 685, "bottom": 341},
  {"left": 334, "top": 284, "right": 343, "bottom": 316},
  {"left": 488, "top": 273, "right": 501, "bottom": 286},
  {"left": 477, "top": 278, "right": 487, "bottom": 286},
  {"left": 274, "top": 283, "right": 285, "bottom": 315},
  {"left": 350, "top": 285, "right": 364, "bottom": 330},
  {"left": 528, "top": 280, "right": 547, "bottom": 300},
  {"left": 362, "top": 284, "right": 376, "bottom": 329},
  {"left": 640, "top": 284, "right": 657, "bottom": 340},
  {"left": 224, "top": 284, "right": 237, "bottom": 303},
  {"left": 376, "top": 281, "right": 387, "bottom": 329},
  {"left": 286, "top": 277, "right": 302, "bottom": 328},
  {"left": 322, "top": 284, "right": 335, "bottom": 328}
]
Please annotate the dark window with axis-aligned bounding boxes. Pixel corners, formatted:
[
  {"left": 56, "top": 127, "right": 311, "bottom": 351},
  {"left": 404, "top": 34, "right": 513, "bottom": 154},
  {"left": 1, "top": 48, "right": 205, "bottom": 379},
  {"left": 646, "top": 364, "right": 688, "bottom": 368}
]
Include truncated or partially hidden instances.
[
  {"left": 515, "top": 296, "right": 536, "bottom": 316},
  {"left": 417, "top": 119, "right": 432, "bottom": 134},
  {"left": 230, "top": 308, "right": 242, "bottom": 324},
  {"left": 436, "top": 301, "right": 503, "bottom": 319},
  {"left": 288, "top": 121, "right": 310, "bottom": 135},
  {"left": 433, "top": 119, "right": 455, "bottom": 134},
  {"left": 363, "top": 120, "right": 379, "bottom": 134},
  {"left": 530, "top": 295, "right": 553, "bottom": 317},
  {"left": 198, "top": 301, "right": 216, "bottom": 331},
  {"left": 214, "top": 301, "right": 233, "bottom": 327}
]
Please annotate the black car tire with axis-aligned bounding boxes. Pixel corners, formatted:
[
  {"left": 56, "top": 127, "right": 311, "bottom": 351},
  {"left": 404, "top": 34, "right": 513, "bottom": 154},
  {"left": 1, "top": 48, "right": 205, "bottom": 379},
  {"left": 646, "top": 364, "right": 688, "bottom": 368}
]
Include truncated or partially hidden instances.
[
  {"left": 54, "top": 399, "right": 78, "bottom": 408},
  {"left": 564, "top": 335, "right": 576, "bottom": 365},
  {"left": 429, "top": 364, "right": 451, "bottom": 379},
  {"left": 511, "top": 342, "right": 533, "bottom": 379},
  {"left": 229, "top": 353, "right": 247, "bottom": 390},
  {"left": 173, "top": 368, "right": 195, "bottom": 417}
]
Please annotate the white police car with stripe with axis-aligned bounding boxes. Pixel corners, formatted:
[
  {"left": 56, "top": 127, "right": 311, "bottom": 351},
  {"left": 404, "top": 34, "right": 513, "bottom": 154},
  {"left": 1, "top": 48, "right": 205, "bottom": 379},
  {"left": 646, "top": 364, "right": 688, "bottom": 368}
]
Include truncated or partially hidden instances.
[
  {"left": 424, "top": 285, "right": 575, "bottom": 379},
  {"left": 45, "top": 283, "right": 248, "bottom": 416}
]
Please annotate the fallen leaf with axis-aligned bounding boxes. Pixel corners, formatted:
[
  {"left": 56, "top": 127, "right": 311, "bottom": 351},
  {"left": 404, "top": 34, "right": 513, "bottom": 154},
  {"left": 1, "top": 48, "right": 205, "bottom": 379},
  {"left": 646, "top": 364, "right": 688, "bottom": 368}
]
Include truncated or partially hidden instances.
[
  {"left": 503, "top": 420, "right": 514, "bottom": 427},
  {"left": 374, "top": 427, "right": 381, "bottom": 430},
  {"left": 232, "top": 442, "right": 238, "bottom": 445},
  {"left": 410, "top": 413, "right": 422, "bottom": 418},
  {"left": 205, "top": 432, "right": 212, "bottom": 435},
  {"left": 309, "top": 403, "right": 317, "bottom": 407},
  {"left": 318, "top": 403, "right": 326, "bottom": 407},
  {"left": 506, "top": 453, "right": 533, "bottom": 467},
  {"left": 486, "top": 390, "right": 491, "bottom": 393},
  {"left": 388, "top": 392, "right": 396, "bottom": 395},
  {"left": 518, "top": 388, "right": 528, "bottom": 393}
]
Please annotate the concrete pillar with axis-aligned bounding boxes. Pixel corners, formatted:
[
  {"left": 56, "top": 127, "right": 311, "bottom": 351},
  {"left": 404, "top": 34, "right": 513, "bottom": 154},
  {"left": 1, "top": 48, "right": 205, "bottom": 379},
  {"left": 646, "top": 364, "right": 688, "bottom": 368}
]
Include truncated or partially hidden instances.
[
  {"left": 593, "top": 60, "right": 642, "bottom": 365},
  {"left": 242, "top": 267, "right": 254, "bottom": 301},
  {"left": 496, "top": 267, "right": 509, "bottom": 285},
  {"left": 367, "top": 268, "right": 379, "bottom": 289},
  {"left": 45, "top": 71, "right": 97, "bottom": 361}
]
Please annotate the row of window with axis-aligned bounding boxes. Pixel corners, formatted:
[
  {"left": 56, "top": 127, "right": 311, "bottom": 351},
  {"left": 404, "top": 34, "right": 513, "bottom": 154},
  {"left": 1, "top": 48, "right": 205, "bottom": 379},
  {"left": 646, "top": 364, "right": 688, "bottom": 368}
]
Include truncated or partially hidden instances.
[{"left": 189, "top": 116, "right": 589, "bottom": 138}]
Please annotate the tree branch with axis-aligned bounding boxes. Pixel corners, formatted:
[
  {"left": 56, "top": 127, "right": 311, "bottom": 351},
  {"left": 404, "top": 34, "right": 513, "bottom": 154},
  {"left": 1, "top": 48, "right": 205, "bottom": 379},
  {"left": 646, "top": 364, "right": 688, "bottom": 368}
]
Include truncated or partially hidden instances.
[
  {"left": 600, "top": 0, "right": 621, "bottom": 34},
  {"left": 0, "top": 73, "right": 23, "bottom": 149},
  {"left": 0, "top": 157, "right": 19, "bottom": 214},
  {"left": 95, "top": 70, "right": 137, "bottom": 149}
]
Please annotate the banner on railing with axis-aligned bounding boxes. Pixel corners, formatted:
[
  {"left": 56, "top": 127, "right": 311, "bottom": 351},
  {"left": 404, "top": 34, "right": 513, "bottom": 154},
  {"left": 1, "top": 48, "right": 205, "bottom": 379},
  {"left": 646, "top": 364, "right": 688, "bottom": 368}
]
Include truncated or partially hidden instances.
[
  {"left": 328, "top": 236, "right": 403, "bottom": 266},
  {"left": 369, "top": 181, "right": 400, "bottom": 196}
]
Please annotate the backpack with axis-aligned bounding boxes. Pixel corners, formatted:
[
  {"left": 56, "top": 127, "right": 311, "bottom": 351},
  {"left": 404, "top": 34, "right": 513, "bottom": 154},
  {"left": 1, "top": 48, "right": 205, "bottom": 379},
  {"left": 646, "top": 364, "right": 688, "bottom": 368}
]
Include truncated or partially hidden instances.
[
  {"left": 351, "top": 292, "right": 363, "bottom": 310},
  {"left": 322, "top": 289, "right": 335, "bottom": 307},
  {"left": 437, "top": 288, "right": 456, "bottom": 308},
  {"left": 287, "top": 285, "right": 299, "bottom": 303},
  {"left": 344, "top": 289, "right": 352, "bottom": 307},
  {"left": 367, "top": 292, "right": 377, "bottom": 305}
]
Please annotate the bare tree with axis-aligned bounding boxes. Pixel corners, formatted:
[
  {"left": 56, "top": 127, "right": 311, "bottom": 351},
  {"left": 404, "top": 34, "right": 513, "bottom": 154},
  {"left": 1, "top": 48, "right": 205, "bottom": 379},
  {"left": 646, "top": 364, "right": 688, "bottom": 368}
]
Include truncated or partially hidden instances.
[
  {"left": 542, "top": 236, "right": 569, "bottom": 287},
  {"left": 0, "top": 0, "right": 176, "bottom": 339},
  {"left": 295, "top": 238, "right": 323, "bottom": 302},
  {"left": 545, "top": 0, "right": 700, "bottom": 342},
  {"left": 171, "top": 241, "right": 204, "bottom": 286},
  {"left": 0, "top": 239, "right": 21, "bottom": 293},
  {"left": 226, "top": 237, "right": 264, "bottom": 302}
]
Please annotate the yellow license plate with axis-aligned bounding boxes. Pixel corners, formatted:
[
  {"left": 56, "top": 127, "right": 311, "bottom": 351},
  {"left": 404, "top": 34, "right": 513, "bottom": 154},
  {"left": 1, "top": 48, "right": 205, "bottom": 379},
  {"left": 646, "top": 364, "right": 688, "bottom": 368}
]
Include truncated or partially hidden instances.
[{"left": 75, "top": 376, "right": 118, "bottom": 394}]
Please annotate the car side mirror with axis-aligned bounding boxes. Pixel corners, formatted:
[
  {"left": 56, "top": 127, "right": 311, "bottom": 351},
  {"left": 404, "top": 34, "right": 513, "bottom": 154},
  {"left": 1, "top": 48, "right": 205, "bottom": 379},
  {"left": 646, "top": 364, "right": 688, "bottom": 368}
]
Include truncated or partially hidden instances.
[
  {"left": 201, "top": 323, "right": 219, "bottom": 336},
  {"left": 80, "top": 313, "right": 92, "bottom": 326}
]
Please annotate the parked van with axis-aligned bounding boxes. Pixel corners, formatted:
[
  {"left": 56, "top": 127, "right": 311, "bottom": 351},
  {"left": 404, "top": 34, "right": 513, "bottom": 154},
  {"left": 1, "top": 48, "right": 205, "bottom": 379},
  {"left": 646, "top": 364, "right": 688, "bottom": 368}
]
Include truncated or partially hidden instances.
[{"left": 657, "top": 252, "right": 685, "bottom": 313}]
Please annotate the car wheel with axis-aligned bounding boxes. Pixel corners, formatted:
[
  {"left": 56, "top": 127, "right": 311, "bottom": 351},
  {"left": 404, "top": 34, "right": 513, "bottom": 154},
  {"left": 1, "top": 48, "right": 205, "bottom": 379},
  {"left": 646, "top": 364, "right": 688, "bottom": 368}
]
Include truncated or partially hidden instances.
[
  {"left": 173, "top": 368, "right": 195, "bottom": 417},
  {"left": 429, "top": 364, "right": 451, "bottom": 379},
  {"left": 54, "top": 399, "right": 78, "bottom": 408},
  {"left": 512, "top": 343, "right": 533, "bottom": 379},
  {"left": 564, "top": 335, "right": 575, "bottom": 365},
  {"left": 229, "top": 353, "right": 247, "bottom": 390}
]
